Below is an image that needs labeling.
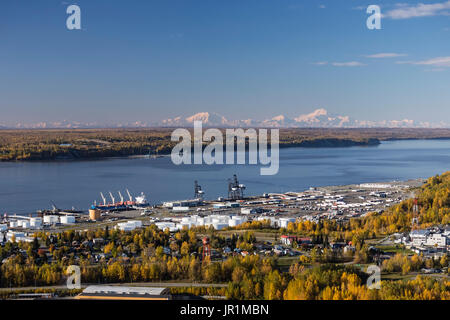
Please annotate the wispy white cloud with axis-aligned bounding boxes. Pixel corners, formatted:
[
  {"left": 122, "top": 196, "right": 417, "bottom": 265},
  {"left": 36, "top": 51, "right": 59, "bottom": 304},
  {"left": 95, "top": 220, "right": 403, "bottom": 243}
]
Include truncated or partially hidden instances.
[
  {"left": 331, "top": 61, "right": 366, "bottom": 67},
  {"left": 365, "top": 53, "right": 407, "bottom": 58},
  {"left": 319, "top": 4, "right": 326, "bottom": 9},
  {"left": 313, "top": 61, "right": 328, "bottom": 65},
  {"left": 398, "top": 56, "right": 450, "bottom": 67},
  {"left": 383, "top": 0, "right": 450, "bottom": 19}
]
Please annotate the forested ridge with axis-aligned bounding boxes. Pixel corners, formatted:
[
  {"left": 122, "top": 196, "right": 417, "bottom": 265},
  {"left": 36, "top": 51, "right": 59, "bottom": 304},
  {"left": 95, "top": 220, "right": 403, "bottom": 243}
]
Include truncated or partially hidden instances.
[{"left": 2, "top": 127, "right": 450, "bottom": 161}]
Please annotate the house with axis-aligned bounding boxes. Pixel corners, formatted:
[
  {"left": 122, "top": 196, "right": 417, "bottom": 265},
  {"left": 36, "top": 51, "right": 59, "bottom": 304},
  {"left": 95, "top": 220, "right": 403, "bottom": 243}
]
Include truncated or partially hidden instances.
[
  {"left": 280, "top": 235, "right": 298, "bottom": 246},
  {"left": 280, "top": 235, "right": 312, "bottom": 246},
  {"left": 297, "top": 237, "right": 312, "bottom": 245}
]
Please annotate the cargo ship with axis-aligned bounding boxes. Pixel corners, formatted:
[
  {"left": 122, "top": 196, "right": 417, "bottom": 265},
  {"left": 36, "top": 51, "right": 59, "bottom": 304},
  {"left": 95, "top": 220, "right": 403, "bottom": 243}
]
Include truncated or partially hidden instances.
[
  {"left": 91, "top": 190, "right": 149, "bottom": 211},
  {"left": 37, "top": 201, "right": 84, "bottom": 217}
]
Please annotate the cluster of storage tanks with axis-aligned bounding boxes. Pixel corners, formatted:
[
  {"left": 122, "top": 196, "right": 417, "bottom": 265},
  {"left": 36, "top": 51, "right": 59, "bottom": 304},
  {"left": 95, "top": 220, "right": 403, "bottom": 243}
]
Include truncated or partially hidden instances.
[
  {"left": 176, "top": 215, "right": 248, "bottom": 230},
  {"left": 8, "top": 217, "right": 42, "bottom": 229},
  {"left": 149, "top": 215, "right": 249, "bottom": 232},
  {"left": 43, "top": 215, "right": 76, "bottom": 225},
  {"left": 4, "top": 231, "right": 33, "bottom": 242},
  {"left": 150, "top": 215, "right": 299, "bottom": 233},
  {"left": 6, "top": 215, "right": 76, "bottom": 230},
  {"left": 254, "top": 216, "right": 297, "bottom": 228}
]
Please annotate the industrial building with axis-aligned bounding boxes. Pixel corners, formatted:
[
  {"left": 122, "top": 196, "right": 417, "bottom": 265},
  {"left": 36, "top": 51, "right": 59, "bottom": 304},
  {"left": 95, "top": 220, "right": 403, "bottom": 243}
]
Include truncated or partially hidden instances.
[
  {"left": 162, "top": 199, "right": 202, "bottom": 208},
  {"left": 76, "top": 285, "right": 171, "bottom": 300}
]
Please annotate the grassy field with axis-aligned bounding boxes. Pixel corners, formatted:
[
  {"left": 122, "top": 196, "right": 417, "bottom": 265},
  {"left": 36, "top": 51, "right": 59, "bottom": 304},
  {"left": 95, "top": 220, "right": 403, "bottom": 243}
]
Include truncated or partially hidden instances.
[{"left": 376, "top": 245, "right": 415, "bottom": 255}]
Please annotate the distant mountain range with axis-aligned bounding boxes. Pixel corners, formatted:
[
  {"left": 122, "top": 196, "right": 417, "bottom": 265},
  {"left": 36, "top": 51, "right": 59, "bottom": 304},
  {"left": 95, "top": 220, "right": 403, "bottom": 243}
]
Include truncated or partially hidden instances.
[
  {"left": 1, "top": 109, "right": 448, "bottom": 129},
  {"left": 137, "top": 109, "right": 449, "bottom": 128}
]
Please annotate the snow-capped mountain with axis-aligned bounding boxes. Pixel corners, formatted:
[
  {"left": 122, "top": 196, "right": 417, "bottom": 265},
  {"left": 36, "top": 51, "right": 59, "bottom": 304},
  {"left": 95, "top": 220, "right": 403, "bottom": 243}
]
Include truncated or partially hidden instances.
[
  {"left": 260, "top": 115, "right": 297, "bottom": 127},
  {"left": 163, "top": 112, "right": 230, "bottom": 127},
  {"left": 2, "top": 109, "right": 447, "bottom": 129},
  {"left": 293, "top": 108, "right": 353, "bottom": 127},
  {"left": 159, "top": 109, "right": 437, "bottom": 128}
]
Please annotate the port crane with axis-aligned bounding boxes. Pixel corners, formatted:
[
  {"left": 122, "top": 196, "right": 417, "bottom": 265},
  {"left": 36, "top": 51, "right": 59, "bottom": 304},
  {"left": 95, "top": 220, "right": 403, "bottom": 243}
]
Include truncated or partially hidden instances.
[
  {"left": 228, "top": 174, "right": 246, "bottom": 200},
  {"left": 100, "top": 192, "right": 107, "bottom": 205},
  {"left": 50, "top": 201, "right": 60, "bottom": 213},
  {"left": 194, "top": 180, "right": 205, "bottom": 200},
  {"left": 109, "top": 192, "right": 116, "bottom": 204},
  {"left": 126, "top": 189, "right": 133, "bottom": 202}
]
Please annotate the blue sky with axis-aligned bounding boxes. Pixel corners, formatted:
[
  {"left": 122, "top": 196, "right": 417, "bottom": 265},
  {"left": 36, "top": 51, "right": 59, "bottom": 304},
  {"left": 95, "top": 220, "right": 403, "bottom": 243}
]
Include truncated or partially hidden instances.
[{"left": 0, "top": 0, "right": 449, "bottom": 125}]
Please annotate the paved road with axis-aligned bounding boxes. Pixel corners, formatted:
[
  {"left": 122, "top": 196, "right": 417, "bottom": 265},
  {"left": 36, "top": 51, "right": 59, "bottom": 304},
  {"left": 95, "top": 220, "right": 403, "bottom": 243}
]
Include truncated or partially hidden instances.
[{"left": 0, "top": 281, "right": 228, "bottom": 292}]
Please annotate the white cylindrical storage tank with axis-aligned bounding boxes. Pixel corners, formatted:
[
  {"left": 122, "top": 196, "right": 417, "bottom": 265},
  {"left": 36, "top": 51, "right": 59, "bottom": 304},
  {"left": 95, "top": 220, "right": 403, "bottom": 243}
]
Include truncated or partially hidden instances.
[
  {"left": 279, "top": 218, "right": 296, "bottom": 228},
  {"left": 181, "top": 217, "right": 191, "bottom": 223},
  {"left": 220, "top": 216, "right": 230, "bottom": 223},
  {"left": 212, "top": 218, "right": 221, "bottom": 224},
  {"left": 203, "top": 217, "right": 211, "bottom": 224},
  {"left": 30, "top": 218, "right": 42, "bottom": 229},
  {"left": 121, "top": 225, "right": 135, "bottom": 232},
  {"left": 229, "top": 219, "right": 239, "bottom": 227},
  {"left": 190, "top": 216, "right": 198, "bottom": 223},
  {"left": 44, "top": 215, "right": 59, "bottom": 224},
  {"left": 60, "top": 216, "right": 76, "bottom": 224},
  {"left": 213, "top": 223, "right": 228, "bottom": 230},
  {"left": 129, "top": 220, "right": 142, "bottom": 228},
  {"left": 179, "top": 222, "right": 190, "bottom": 229}
]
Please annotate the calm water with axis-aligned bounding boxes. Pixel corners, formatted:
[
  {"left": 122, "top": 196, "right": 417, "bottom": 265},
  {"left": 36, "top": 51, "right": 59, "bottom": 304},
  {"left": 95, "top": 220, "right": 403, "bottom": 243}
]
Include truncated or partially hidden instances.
[{"left": 1, "top": 139, "right": 450, "bottom": 214}]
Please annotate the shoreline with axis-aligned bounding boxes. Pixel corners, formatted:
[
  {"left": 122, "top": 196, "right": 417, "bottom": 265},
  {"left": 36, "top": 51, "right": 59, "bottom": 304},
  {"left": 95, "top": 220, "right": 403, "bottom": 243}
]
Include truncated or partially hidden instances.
[
  {"left": 3, "top": 137, "right": 450, "bottom": 163},
  {"left": 8, "top": 177, "right": 425, "bottom": 217}
]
